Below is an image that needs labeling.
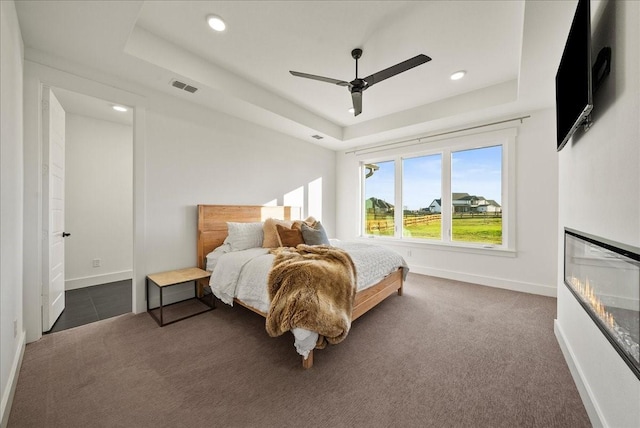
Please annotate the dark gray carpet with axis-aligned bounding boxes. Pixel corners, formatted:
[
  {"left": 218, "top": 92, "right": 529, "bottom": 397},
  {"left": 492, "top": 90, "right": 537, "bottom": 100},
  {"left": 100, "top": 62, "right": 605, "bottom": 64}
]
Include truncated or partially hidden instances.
[{"left": 8, "top": 273, "right": 590, "bottom": 427}]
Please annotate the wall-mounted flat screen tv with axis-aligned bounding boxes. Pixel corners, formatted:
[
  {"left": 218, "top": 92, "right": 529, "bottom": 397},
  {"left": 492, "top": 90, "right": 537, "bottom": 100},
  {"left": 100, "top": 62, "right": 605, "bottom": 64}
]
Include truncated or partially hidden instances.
[{"left": 555, "top": 0, "right": 592, "bottom": 151}]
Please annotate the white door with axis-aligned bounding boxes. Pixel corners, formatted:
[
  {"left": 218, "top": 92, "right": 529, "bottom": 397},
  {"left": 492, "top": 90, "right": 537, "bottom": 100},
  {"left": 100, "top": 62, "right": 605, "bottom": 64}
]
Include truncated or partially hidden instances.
[{"left": 42, "top": 87, "right": 66, "bottom": 332}]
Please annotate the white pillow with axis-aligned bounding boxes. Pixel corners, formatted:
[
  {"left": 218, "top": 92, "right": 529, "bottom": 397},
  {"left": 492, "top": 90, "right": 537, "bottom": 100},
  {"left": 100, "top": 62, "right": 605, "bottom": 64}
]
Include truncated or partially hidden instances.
[{"left": 226, "top": 222, "right": 264, "bottom": 251}]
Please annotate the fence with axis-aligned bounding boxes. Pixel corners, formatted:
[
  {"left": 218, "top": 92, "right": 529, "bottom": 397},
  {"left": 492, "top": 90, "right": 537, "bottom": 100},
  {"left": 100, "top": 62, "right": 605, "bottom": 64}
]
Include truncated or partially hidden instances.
[
  {"left": 453, "top": 212, "right": 502, "bottom": 219},
  {"left": 366, "top": 214, "right": 442, "bottom": 233},
  {"left": 403, "top": 214, "right": 441, "bottom": 226}
]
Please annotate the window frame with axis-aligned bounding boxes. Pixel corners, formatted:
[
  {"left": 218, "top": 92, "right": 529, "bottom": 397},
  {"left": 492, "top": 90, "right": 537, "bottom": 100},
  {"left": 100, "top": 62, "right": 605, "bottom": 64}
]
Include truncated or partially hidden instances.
[{"left": 359, "top": 127, "right": 517, "bottom": 253}]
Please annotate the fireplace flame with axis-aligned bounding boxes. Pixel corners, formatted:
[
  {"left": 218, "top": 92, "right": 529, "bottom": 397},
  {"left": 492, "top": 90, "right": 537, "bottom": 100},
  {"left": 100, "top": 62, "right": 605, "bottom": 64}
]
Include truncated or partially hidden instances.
[{"left": 569, "top": 275, "right": 616, "bottom": 329}]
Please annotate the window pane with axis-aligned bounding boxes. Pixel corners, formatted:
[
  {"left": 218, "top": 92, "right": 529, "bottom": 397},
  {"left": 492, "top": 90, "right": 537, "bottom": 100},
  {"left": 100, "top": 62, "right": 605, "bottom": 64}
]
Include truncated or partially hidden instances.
[
  {"left": 402, "top": 154, "right": 442, "bottom": 239},
  {"left": 451, "top": 146, "right": 502, "bottom": 244},
  {"left": 364, "top": 161, "right": 395, "bottom": 236}
]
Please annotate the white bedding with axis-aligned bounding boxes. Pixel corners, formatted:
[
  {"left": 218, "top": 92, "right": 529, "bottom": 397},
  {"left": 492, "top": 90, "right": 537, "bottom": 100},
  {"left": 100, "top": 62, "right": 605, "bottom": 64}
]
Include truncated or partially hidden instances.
[{"left": 207, "top": 240, "right": 408, "bottom": 357}]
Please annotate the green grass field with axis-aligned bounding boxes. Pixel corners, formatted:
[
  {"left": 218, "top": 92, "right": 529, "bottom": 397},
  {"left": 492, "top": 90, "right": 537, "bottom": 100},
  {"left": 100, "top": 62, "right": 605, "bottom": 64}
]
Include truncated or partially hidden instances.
[
  {"left": 367, "top": 215, "right": 502, "bottom": 245},
  {"left": 451, "top": 217, "right": 502, "bottom": 244}
]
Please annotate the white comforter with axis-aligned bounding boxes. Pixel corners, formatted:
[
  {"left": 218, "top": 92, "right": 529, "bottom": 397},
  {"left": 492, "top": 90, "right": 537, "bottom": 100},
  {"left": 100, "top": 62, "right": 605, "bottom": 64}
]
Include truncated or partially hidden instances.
[{"left": 207, "top": 240, "right": 408, "bottom": 357}]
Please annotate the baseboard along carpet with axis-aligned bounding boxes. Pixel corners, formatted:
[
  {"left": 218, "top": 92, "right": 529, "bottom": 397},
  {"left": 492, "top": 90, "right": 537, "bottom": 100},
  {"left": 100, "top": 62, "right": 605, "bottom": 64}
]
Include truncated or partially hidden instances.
[{"left": 8, "top": 273, "right": 590, "bottom": 427}]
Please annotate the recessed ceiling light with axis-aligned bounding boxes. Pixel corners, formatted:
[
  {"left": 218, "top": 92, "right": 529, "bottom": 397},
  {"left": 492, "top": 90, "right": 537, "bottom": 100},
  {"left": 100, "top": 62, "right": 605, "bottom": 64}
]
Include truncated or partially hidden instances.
[
  {"left": 450, "top": 70, "right": 466, "bottom": 81},
  {"left": 112, "top": 105, "right": 127, "bottom": 112},
  {"left": 348, "top": 108, "right": 355, "bottom": 114},
  {"left": 207, "top": 15, "right": 226, "bottom": 32}
]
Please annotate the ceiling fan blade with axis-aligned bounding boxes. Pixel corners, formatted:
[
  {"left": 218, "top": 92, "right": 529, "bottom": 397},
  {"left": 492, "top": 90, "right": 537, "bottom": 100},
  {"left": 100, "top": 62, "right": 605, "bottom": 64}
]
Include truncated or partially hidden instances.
[
  {"left": 351, "top": 91, "right": 362, "bottom": 116},
  {"left": 363, "top": 54, "right": 432, "bottom": 87},
  {"left": 289, "top": 71, "right": 351, "bottom": 87}
]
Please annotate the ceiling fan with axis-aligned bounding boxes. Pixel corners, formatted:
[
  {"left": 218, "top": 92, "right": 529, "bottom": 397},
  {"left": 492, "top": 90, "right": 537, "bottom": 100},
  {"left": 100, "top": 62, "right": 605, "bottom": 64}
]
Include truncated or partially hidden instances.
[{"left": 290, "top": 48, "right": 432, "bottom": 116}]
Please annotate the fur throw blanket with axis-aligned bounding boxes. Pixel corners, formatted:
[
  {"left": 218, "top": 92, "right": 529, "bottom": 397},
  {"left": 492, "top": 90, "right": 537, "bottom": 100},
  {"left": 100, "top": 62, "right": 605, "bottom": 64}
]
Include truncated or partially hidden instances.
[{"left": 265, "top": 245, "right": 357, "bottom": 348}]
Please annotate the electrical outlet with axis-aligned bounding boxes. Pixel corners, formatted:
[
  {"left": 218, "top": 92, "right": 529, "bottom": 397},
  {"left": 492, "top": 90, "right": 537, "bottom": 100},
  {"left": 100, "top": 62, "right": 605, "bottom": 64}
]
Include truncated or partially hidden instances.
[
  {"left": 407, "top": 250, "right": 412, "bottom": 257},
  {"left": 14, "top": 320, "right": 17, "bottom": 338},
  {"left": 92, "top": 258, "right": 101, "bottom": 268}
]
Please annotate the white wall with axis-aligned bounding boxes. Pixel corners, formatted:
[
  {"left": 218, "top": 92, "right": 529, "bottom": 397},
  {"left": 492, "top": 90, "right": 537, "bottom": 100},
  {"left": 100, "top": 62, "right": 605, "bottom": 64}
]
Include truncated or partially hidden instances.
[
  {"left": 143, "top": 105, "right": 336, "bottom": 276},
  {"left": 140, "top": 102, "right": 336, "bottom": 304},
  {"left": 21, "top": 57, "right": 337, "bottom": 341},
  {"left": 336, "top": 108, "right": 559, "bottom": 296},
  {"left": 64, "top": 113, "right": 133, "bottom": 289},
  {"left": 555, "top": 1, "right": 640, "bottom": 427},
  {"left": 0, "top": 1, "right": 25, "bottom": 425}
]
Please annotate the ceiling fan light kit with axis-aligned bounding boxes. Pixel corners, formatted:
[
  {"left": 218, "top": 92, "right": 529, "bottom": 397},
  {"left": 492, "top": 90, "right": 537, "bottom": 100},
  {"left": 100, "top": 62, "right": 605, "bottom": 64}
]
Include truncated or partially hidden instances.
[{"left": 290, "top": 48, "right": 432, "bottom": 116}]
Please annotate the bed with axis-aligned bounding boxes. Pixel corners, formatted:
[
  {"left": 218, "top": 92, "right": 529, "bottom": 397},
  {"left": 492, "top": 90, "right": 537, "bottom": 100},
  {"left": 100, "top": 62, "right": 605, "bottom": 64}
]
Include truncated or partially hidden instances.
[{"left": 197, "top": 204, "right": 407, "bottom": 368}]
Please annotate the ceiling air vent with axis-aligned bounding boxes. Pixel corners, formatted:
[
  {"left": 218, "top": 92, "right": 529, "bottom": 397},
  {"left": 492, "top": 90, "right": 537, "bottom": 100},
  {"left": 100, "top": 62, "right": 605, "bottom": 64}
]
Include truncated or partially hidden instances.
[
  {"left": 171, "top": 79, "right": 198, "bottom": 93},
  {"left": 311, "top": 135, "right": 324, "bottom": 140}
]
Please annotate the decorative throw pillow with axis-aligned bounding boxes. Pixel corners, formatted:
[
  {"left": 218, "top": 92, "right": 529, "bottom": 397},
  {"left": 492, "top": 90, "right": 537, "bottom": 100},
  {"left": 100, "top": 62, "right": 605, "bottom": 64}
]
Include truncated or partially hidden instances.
[
  {"left": 275, "top": 224, "right": 305, "bottom": 247},
  {"left": 262, "top": 218, "right": 294, "bottom": 248},
  {"left": 226, "top": 222, "right": 264, "bottom": 251},
  {"left": 300, "top": 221, "right": 331, "bottom": 246},
  {"left": 292, "top": 216, "right": 317, "bottom": 230}
]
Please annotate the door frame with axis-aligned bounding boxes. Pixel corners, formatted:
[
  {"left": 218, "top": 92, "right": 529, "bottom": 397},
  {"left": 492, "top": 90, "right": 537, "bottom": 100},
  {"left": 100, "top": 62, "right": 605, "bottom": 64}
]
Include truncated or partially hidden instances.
[{"left": 23, "top": 62, "right": 146, "bottom": 343}]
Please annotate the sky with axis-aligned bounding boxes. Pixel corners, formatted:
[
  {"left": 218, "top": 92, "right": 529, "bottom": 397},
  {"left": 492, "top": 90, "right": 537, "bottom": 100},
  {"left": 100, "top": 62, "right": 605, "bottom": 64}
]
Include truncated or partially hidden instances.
[{"left": 365, "top": 145, "right": 502, "bottom": 210}]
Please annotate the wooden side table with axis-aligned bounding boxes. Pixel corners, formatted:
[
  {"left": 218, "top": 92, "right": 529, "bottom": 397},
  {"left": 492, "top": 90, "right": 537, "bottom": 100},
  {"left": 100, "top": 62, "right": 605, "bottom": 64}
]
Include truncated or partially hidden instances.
[{"left": 146, "top": 267, "right": 214, "bottom": 327}]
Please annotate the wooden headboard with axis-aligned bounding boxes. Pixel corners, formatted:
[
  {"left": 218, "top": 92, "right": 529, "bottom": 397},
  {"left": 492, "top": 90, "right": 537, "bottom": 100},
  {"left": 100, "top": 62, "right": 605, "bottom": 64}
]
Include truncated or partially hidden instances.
[{"left": 197, "top": 205, "right": 296, "bottom": 269}]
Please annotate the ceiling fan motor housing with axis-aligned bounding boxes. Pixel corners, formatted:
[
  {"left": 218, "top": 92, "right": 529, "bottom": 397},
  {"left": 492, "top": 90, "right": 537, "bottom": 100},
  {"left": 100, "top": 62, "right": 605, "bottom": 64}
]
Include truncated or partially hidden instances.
[{"left": 350, "top": 79, "right": 366, "bottom": 93}]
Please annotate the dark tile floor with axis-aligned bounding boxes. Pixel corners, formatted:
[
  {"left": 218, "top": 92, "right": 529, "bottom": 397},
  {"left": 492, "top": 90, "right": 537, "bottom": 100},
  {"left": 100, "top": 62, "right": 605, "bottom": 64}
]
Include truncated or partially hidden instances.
[{"left": 48, "top": 279, "right": 132, "bottom": 333}]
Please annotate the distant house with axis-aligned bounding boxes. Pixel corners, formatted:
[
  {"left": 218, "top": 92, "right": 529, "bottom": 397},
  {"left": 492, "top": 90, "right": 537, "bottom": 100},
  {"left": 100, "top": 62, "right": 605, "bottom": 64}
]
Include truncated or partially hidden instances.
[
  {"left": 423, "top": 194, "right": 500, "bottom": 214},
  {"left": 452, "top": 193, "right": 475, "bottom": 213},
  {"left": 452, "top": 192, "right": 470, "bottom": 200},
  {"left": 366, "top": 197, "right": 394, "bottom": 214},
  {"left": 426, "top": 199, "right": 442, "bottom": 213},
  {"left": 477, "top": 199, "right": 502, "bottom": 213},
  {"left": 452, "top": 193, "right": 501, "bottom": 213}
]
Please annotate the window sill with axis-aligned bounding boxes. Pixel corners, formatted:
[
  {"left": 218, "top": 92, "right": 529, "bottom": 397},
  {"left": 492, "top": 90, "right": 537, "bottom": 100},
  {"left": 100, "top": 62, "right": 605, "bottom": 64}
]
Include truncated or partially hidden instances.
[{"left": 355, "top": 236, "right": 517, "bottom": 258}]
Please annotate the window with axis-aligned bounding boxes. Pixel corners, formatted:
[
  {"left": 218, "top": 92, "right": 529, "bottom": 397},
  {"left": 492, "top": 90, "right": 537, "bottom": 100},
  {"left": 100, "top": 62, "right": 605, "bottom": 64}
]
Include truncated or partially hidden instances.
[
  {"left": 451, "top": 146, "right": 502, "bottom": 245},
  {"left": 360, "top": 128, "right": 515, "bottom": 250},
  {"left": 402, "top": 154, "right": 442, "bottom": 240}
]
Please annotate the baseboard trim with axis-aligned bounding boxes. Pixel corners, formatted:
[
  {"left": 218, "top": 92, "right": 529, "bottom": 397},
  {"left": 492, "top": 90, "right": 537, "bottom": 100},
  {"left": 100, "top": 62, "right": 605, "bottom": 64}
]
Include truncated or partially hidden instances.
[
  {"left": 1, "top": 331, "right": 26, "bottom": 428},
  {"left": 408, "top": 265, "right": 556, "bottom": 297},
  {"left": 65, "top": 270, "right": 132, "bottom": 290},
  {"left": 554, "top": 320, "right": 604, "bottom": 428}
]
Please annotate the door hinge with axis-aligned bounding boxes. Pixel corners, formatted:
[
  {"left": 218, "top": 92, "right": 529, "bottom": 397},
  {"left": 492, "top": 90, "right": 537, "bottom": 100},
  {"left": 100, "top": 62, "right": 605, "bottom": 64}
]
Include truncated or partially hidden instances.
[
  {"left": 42, "top": 164, "right": 49, "bottom": 175},
  {"left": 42, "top": 99, "right": 49, "bottom": 112}
]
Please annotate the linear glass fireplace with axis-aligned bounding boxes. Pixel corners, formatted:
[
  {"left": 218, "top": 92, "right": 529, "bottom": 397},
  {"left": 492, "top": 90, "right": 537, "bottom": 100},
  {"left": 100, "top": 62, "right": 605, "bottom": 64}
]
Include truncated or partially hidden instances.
[{"left": 564, "top": 228, "right": 640, "bottom": 379}]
